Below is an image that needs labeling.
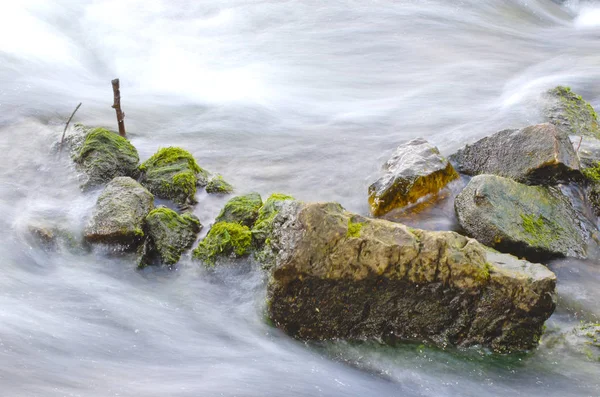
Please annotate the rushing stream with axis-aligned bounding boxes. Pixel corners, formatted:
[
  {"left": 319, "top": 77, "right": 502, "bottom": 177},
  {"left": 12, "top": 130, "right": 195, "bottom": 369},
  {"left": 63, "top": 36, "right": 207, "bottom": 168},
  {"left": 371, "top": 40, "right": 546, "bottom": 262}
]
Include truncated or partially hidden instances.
[{"left": 1, "top": 0, "right": 599, "bottom": 395}]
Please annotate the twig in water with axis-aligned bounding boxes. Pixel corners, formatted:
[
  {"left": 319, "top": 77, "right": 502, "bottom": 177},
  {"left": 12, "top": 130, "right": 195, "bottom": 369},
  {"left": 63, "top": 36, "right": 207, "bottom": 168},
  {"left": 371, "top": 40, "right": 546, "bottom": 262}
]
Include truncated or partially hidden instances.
[
  {"left": 111, "top": 78, "right": 126, "bottom": 137},
  {"left": 576, "top": 136, "right": 583, "bottom": 153},
  {"left": 58, "top": 102, "right": 82, "bottom": 157}
]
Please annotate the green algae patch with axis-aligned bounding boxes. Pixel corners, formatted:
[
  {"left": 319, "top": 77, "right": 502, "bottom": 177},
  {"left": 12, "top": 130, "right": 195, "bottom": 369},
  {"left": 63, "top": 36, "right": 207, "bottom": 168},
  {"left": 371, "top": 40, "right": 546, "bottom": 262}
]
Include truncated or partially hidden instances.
[
  {"left": 205, "top": 175, "right": 234, "bottom": 194},
  {"left": 75, "top": 127, "right": 140, "bottom": 188},
  {"left": 346, "top": 218, "right": 363, "bottom": 238},
  {"left": 252, "top": 193, "right": 295, "bottom": 244},
  {"left": 215, "top": 193, "right": 262, "bottom": 227},
  {"left": 582, "top": 161, "right": 600, "bottom": 183},
  {"left": 139, "top": 147, "right": 208, "bottom": 206},
  {"left": 193, "top": 222, "right": 252, "bottom": 265},
  {"left": 546, "top": 86, "right": 600, "bottom": 138},
  {"left": 139, "top": 207, "right": 202, "bottom": 267}
]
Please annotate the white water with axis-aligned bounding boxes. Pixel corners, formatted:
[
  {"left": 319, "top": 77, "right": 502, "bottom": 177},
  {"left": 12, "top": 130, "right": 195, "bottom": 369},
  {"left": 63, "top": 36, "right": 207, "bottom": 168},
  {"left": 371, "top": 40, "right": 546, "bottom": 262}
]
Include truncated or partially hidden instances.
[{"left": 0, "top": 1, "right": 599, "bottom": 396}]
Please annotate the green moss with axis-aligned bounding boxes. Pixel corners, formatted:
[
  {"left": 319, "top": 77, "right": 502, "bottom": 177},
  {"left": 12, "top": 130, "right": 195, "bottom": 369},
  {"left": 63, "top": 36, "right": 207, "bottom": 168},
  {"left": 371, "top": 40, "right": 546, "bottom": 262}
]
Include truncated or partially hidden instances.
[
  {"left": 205, "top": 175, "right": 234, "bottom": 194},
  {"left": 139, "top": 147, "right": 200, "bottom": 173},
  {"left": 216, "top": 193, "right": 263, "bottom": 227},
  {"left": 193, "top": 222, "right": 252, "bottom": 265},
  {"left": 520, "top": 213, "right": 559, "bottom": 247},
  {"left": 77, "top": 128, "right": 138, "bottom": 161},
  {"left": 347, "top": 218, "right": 363, "bottom": 238},
  {"left": 582, "top": 161, "right": 600, "bottom": 183}
]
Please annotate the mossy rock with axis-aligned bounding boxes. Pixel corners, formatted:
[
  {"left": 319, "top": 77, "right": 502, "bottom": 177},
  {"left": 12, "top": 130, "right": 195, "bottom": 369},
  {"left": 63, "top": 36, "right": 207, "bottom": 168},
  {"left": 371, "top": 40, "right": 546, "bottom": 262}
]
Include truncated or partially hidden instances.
[
  {"left": 545, "top": 86, "right": 600, "bottom": 139},
  {"left": 139, "top": 147, "right": 209, "bottom": 206},
  {"left": 84, "top": 177, "right": 154, "bottom": 247},
  {"left": 251, "top": 193, "right": 295, "bottom": 245},
  {"left": 215, "top": 193, "right": 262, "bottom": 227},
  {"left": 205, "top": 175, "right": 234, "bottom": 194},
  {"left": 192, "top": 222, "right": 252, "bottom": 265},
  {"left": 74, "top": 128, "right": 140, "bottom": 188},
  {"left": 266, "top": 201, "right": 556, "bottom": 353},
  {"left": 368, "top": 138, "right": 458, "bottom": 216},
  {"left": 455, "top": 174, "right": 590, "bottom": 261},
  {"left": 138, "top": 207, "right": 202, "bottom": 268}
]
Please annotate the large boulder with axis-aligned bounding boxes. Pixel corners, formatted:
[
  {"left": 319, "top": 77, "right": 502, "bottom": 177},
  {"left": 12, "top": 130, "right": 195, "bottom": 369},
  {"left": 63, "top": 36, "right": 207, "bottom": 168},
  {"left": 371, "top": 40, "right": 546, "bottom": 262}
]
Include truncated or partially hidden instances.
[
  {"left": 266, "top": 201, "right": 556, "bottom": 353},
  {"left": 139, "top": 147, "right": 209, "bottom": 206},
  {"left": 215, "top": 193, "right": 262, "bottom": 227},
  {"left": 455, "top": 175, "right": 589, "bottom": 260},
  {"left": 544, "top": 86, "right": 600, "bottom": 139},
  {"left": 84, "top": 177, "right": 154, "bottom": 247},
  {"left": 138, "top": 207, "right": 202, "bottom": 268},
  {"left": 449, "top": 123, "right": 580, "bottom": 185},
  {"left": 368, "top": 138, "right": 458, "bottom": 216},
  {"left": 74, "top": 128, "right": 140, "bottom": 188}
]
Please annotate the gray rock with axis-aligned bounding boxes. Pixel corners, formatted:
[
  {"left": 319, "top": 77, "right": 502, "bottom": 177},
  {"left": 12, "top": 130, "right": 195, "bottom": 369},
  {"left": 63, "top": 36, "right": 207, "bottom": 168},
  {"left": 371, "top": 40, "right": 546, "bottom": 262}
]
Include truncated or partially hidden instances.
[
  {"left": 74, "top": 128, "right": 140, "bottom": 189},
  {"left": 544, "top": 86, "right": 600, "bottom": 139},
  {"left": 138, "top": 207, "right": 202, "bottom": 267},
  {"left": 266, "top": 201, "right": 556, "bottom": 353},
  {"left": 84, "top": 177, "right": 154, "bottom": 247},
  {"left": 449, "top": 123, "right": 580, "bottom": 185},
  {"left": 455, "top": 174, "right": 590, "bottom": 260},
  {"left": 571, "top": 135, "right": 600, "bottom": 169},
  {"left": 368, "top": 138, "right": 458, "bottom": 216}
]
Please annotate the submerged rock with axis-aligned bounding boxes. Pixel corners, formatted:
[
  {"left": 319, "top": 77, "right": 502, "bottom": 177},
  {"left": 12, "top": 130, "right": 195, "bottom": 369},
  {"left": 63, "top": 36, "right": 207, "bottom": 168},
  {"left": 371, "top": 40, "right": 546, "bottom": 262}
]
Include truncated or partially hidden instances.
[
  {"left": 74, "top": 128, "right": 140, "bottom": 188},
  {"left": 455, "top": 175, "right": 588, "bottom": 260},
  {"left": 544, "top": 86, "right": 600, "bottom": 139},
  {"left": 138, "top": 207, "right": 202, "bottom": 268},
  {"left": 139, "top": 147, "right": 208, "bottom": 206},
  {"left": 449, "top": 123, "right": 580, "bottom": 185},
  {"left": 205, "top": 175, "right": 234, "bottom": 194},
  {"left": 26, "top": 220, "right": 82, "bottom": 252},
  {"left": 84, "top": 177, "right": 154, "bottom": 247},
  {"left": 542, "top": 323, "right": 600, "bottom": 362},
  {"left": 368, "top": 138, "right": 458, "bottom": 216},
  {"left": 266, "top": 201, "right": 556, "bottom": 353},
  {"left": 215, "top": 193, "right": 262, "bottom": 227},
  {"left": 192, "top": 222, "right": 252, "bottom": 265}
]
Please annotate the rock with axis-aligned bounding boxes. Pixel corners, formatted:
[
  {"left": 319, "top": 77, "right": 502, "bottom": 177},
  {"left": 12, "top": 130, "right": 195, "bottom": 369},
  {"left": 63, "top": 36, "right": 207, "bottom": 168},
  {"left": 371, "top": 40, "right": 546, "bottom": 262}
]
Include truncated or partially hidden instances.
[
  {"left": 215, "top": 193, "right": 262, "bottom": 227},
  {"left": 138, "top": 207, "right": 202, "bottom": 268},
  {"left": 139, "top": 147, "right": 209, "bottom": 206},
  {"left": 26, "top": 220, "right": 82, "bottom": 252},
  {"left": 368, "top": 138, "right": 458, "bottom": 216},
  {"left": 544, "top": 86, "right": 600, "bottom": 139},
  {"left": 449, "top": 123, "right": 581, "bottom": 185},
  {"left": 52, "top": 124, "right": 90, "bottom": 158},
  {"left": 455, "top": 175, "right": 589, "bottom": 260},
  {"left": 205, "top": 175, "right": 234, "bottom": 194},
  {"left": 84, "top": 177, "right": 154, "bottom": 247},
  {"left": 192, "top": 222, "right": 252, "bottom": 265},
  {"left": 74, "top": 128, "right": 140, "bottom": 188},
  {"left": 252, "top": 193, "right": 296, "bottom": 267},
  {"left": 542, "top": 323, "right": 600, "bottom": 362},
  {"left": 265, "top": 201, "right": 556, "bottom": 353}
]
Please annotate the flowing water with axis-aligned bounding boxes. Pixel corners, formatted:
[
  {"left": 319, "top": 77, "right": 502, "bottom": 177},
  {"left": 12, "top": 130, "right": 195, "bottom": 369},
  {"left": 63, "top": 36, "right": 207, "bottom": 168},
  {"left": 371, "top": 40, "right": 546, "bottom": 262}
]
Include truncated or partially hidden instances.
[{"left": 0, "top": 0, "right": 599, "bottom": 395}]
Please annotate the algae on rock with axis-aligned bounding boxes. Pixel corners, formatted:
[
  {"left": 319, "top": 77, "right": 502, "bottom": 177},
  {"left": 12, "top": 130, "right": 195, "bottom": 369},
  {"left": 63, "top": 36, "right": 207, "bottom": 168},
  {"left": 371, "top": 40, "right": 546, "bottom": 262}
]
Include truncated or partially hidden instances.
[
  {"left": 205, "top": 175, "right": 234, "bottom": 194},
  {"left": 192, "top": 222, "right": 252, "bottom": 265},
  {"left": 139, "top": 147, "right": 208, "bottom": 206},
  {"left": 215, "top": 192, "right": 262, "bottom": 227},
  {"left": 265, "top": 201, "right": 556, "bottom": 353},
  {"left": 138, "top": 207, "right": 202, "bottom": 268},
  {"left": 84, "top": 177, "right": 154, "bottom": 247},
  {"left": 74, "top": 127, "right": 140, "bottom": 188},
  {"left": 545, "top": 86, "right": 600, "bottom": 139},
  {"left": 368, "top": 138, "right": 458, "bottom": 216}
]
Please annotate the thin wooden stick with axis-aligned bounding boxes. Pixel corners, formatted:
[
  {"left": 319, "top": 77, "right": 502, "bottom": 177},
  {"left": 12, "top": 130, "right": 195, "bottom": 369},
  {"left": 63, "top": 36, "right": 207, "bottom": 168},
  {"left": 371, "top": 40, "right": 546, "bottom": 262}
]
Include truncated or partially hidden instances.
[
  {"left": 111, "top": 78, "right": 126, "bottom": 137},
  {"left": 576, "top": 135, "right": 583, "bottom": 153},
  {"left": 58, "top": 102, "right": 82, "bottom": 157}
]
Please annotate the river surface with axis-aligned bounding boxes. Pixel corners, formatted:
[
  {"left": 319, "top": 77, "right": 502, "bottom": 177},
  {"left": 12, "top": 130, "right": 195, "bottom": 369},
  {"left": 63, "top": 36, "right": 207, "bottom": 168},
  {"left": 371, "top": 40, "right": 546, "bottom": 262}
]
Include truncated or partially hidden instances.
[{"left": 0, "top": 0, "right": 599, "bottom": 396}]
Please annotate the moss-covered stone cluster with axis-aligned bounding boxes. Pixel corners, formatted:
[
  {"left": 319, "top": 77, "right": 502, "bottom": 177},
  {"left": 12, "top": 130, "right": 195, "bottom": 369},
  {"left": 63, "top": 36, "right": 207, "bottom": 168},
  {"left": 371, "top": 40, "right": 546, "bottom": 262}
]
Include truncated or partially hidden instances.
[{"left": 192, "top": 193, "right": 295, "bottom": 266}]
